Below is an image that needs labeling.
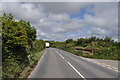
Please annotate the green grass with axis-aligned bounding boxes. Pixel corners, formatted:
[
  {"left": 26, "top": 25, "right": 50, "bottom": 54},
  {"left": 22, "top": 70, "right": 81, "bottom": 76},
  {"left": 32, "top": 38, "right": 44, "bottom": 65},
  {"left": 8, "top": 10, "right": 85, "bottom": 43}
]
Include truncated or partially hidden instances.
[{"left": 19, "top": 49, "right": 45, "bottom": 78}]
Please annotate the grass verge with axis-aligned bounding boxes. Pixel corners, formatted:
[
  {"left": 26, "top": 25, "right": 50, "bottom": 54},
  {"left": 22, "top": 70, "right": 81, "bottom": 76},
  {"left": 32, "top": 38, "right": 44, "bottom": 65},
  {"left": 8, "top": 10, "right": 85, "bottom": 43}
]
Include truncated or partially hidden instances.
[{"left": 18, "top": 49, "right": 45, "bottom": 78}]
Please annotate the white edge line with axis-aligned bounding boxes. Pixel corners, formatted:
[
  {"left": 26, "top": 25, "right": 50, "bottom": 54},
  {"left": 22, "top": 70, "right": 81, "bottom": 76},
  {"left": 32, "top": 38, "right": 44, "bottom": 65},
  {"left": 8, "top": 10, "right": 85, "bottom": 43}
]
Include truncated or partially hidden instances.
[
  {"left": 96, "top": 63, "right": 100, "bottom": 65},
  {"left": 101, "top": 65, "right": 105, "bottom": 67},
  {"left": 57, "top": 49, "right": 119, "bottom": 73},
  {"left": 67, "top": 62, "right": 86, "bottom": 80},
  {"left": 107, "top": 65, "right": 111, "bottom": 67},
  {"left": 114, "top": 70, "right": 119, "bottom": 72},
  {"left": 28, "top": 49, "right": 47, "bottom": 78},
  {"left": 112, "top": 67, "right": 117, "bottom": 69},
  {"left": 107, "top": 67, "right": 113, "bottom": 69}
]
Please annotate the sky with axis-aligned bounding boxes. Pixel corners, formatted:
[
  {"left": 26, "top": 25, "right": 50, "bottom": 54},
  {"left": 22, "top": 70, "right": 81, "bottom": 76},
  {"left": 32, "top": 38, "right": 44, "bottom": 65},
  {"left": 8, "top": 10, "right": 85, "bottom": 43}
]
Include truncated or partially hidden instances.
[{"left": 1, "top": 0, "right": 119, "bottom": 41}]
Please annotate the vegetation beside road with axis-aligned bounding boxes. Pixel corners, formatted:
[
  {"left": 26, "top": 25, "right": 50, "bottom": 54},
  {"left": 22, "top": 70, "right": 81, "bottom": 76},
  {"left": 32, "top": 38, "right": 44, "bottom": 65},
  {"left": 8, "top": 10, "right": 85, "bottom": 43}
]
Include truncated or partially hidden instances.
[
  {"left": 49, "top": 37, "right": 119, "bottom": 60},
  {"left": 1, "top": 13, "right": 119, "bottom": 78},
  {"left": 1, "top": 13, "right": 45, "bottom": 78},
  {"left": 19, "top": 49, "right": 45, "bottom": 78}
]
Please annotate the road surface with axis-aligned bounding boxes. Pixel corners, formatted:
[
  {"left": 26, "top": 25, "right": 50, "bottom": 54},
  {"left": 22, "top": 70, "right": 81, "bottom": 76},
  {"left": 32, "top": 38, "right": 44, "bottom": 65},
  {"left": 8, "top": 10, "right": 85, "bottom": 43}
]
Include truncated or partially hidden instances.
[{"left": 28, "top": 48, "right": 118, "bottom": 79}]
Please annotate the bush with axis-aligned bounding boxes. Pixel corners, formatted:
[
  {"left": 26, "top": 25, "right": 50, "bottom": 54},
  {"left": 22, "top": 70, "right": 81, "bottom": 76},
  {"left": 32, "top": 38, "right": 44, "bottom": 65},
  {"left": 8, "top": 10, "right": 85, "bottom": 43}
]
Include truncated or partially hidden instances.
[
  {"left": 50, "top": 37, "right": 119, "bottom": 60},
  {"left": 2, "top": 13, "right": 45, "bottom": 78}
]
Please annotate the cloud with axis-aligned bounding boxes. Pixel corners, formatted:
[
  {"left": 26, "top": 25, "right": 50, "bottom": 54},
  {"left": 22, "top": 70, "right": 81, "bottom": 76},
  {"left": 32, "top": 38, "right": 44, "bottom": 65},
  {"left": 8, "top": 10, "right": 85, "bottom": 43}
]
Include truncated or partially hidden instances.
[
  {"left": 82, "top": 2, "right": 118, "bottom": 40},
  {"left": 39, "top": 2, "right": 89, "bottom": 14},
  {"left": 2, "top": 0, "right": 119, "bottom": 2},
  {"left": 47, "top": 13, "right": 70, "bottom": 22},
  {"left": 2, "top": 2, "right": 118, "bottom": 41},
  {"left": 2, "top": 2, "right": 46, "bottom": 23}
]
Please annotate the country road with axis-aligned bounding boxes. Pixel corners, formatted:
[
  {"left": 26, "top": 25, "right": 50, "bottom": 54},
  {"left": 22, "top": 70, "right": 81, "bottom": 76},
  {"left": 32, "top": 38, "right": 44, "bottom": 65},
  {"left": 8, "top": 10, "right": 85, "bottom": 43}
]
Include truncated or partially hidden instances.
[{"left": 28, "top": 48, "right": 119, "bottom": 79}]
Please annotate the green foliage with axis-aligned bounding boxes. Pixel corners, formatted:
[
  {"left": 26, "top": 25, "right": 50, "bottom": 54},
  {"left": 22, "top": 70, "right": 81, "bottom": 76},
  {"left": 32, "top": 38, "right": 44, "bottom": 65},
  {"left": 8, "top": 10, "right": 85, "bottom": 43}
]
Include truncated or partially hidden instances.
[
  {"left": 104, "top": 36, "right": 113, "bottom": 42},
  {"left": 3, "top": 58, "right": 26, "bottom": 78},
  {"left": 33, "top": 39, "right": 45, "bottom": 51},
  {"left": 19, "top": 20, "right": 36, "bottom": 45},
  {"left": 2, "top": 13, "right": 45, "bottom": 78},
  {"left": 50, "top": 37, "right": 119, "bottom": 60},
  {"left": 65, "top": 39, "right": 73, "bottom": 43}
]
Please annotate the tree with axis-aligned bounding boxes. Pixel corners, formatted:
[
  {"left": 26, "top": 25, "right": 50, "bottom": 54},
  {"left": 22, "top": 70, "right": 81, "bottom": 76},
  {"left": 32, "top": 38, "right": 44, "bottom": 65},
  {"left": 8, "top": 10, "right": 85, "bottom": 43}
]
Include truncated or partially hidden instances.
[
  {"left": 2, "top": 13, "right": 29, "bottom": 62},
  {"left": 104, "top": 36, "right": 112, "bottom": 42},
  {"left": 2, "top": 13, "right": 37, "bottom": 63},
  {"left": 2, "top": 13, "right": 46, "bottom": 78},
  {"left": 65, "top": 39, "right": 73, "bottom": 43},
  {"left": 77, "top": 38, "right": 85, "bottom": 46},
  {"left": 19, "top": 20, "right": 36, "bottom": 50}
]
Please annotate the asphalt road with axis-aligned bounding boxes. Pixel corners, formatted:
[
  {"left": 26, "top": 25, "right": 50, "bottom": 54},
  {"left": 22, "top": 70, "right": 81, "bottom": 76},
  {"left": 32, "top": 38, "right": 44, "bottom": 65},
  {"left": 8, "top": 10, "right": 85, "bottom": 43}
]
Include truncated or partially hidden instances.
[{"left": 28, "top": 48, "right": 118, "bottom": 79}]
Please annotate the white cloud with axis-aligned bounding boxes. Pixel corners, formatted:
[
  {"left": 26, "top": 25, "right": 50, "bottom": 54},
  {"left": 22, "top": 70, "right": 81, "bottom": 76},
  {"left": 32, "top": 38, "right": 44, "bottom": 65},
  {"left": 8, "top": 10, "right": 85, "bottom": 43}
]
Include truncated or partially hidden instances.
[
  {"left": 84, "top": 14, "right": 106, "bottom": 27},
  {"left": 2, "top": 2, "right": 118, "bottom": 41},
  {"left": 47, "top": 13, "right": 70, "bottom": 22},
  {"left": 40, "top": 2, "right": 88, "bottom": 14},
  {"left": 0, "top": 2, "right": 2, "bottom": 15},
  {"left": 2, "top": 2, "right": 45, "bottom": 23},
  {"left": 2, "top": 0, "right": 119, "bottom": 2}
]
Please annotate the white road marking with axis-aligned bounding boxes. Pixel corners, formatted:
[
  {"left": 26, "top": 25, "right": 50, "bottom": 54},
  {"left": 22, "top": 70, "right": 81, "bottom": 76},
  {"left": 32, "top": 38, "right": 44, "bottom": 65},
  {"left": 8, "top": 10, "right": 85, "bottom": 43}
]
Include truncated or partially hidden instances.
[
  {"left": 101, "top": 63, "right": 105, "bottom": 65},
  {"left": 112, "top": 67, "right": 117, "bottom": 70},
  {"left": 107, "top": 67, "right": 113, "bottom": 69},
  {"left": 83, "top": 58, "right": 119, "bottom": 72},
  {"left": 57, "top": 50, "right": 119, "bottom": 73},
  {"left": 107, "top": 65, "right": 111, "bottom": 67},
  {"left": 93, "top": 61, "right": 97, "bottom": 63},
  {"left": 101, "top": 65, "right": 105, "bottom": 67},
  {"left": 56, "top": 51, "right": 59, "bottom": 53},
  {"left": 97, "top": 63, "right": 100, "bottom": 65},
  {"left": 56, "top": 51, "right": 65, "bottom": 59},
  {"left": 28, "top": 49, "right": 47, "bottom": 78},
  {"left": 93, "top": 62, "right": 97, "bottom": 63},
  {"left": 59, "top": 54, "right": 64, "bottom": 59},
  {"left": 87, "top": 59, "right": 90, "bottom": 61},
  {"left": 114, "top": 70, "right": 119, "bottom": 72},
  {"left": 107, "top": 66, "right": 119, "bottom": 72},
  {"left": 67, "top": 62, "right": 86, "bottom": 80}
]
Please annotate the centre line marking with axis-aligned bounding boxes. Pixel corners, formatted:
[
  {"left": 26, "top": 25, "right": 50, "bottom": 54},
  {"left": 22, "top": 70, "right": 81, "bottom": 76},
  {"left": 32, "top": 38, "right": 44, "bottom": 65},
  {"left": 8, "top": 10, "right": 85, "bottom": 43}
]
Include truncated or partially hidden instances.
[
  {"left": 59, "top": 54, "right": 64, "bottom": 59},
  {"left": 56, "top": 51, "right": 58, "bottom": 53},
  {"left": 67, "top": 62, "right": 86, "bottom": 80}
]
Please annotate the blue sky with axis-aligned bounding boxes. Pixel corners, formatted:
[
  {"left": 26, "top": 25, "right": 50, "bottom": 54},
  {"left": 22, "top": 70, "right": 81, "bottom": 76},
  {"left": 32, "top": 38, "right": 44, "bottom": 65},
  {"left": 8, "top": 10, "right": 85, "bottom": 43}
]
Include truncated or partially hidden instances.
[
  {"left": 70, "top": 5, "right": 95, "bottom": 19},
  {"left": 2, "top": 2, "right": 118, "bottom": 41}
]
